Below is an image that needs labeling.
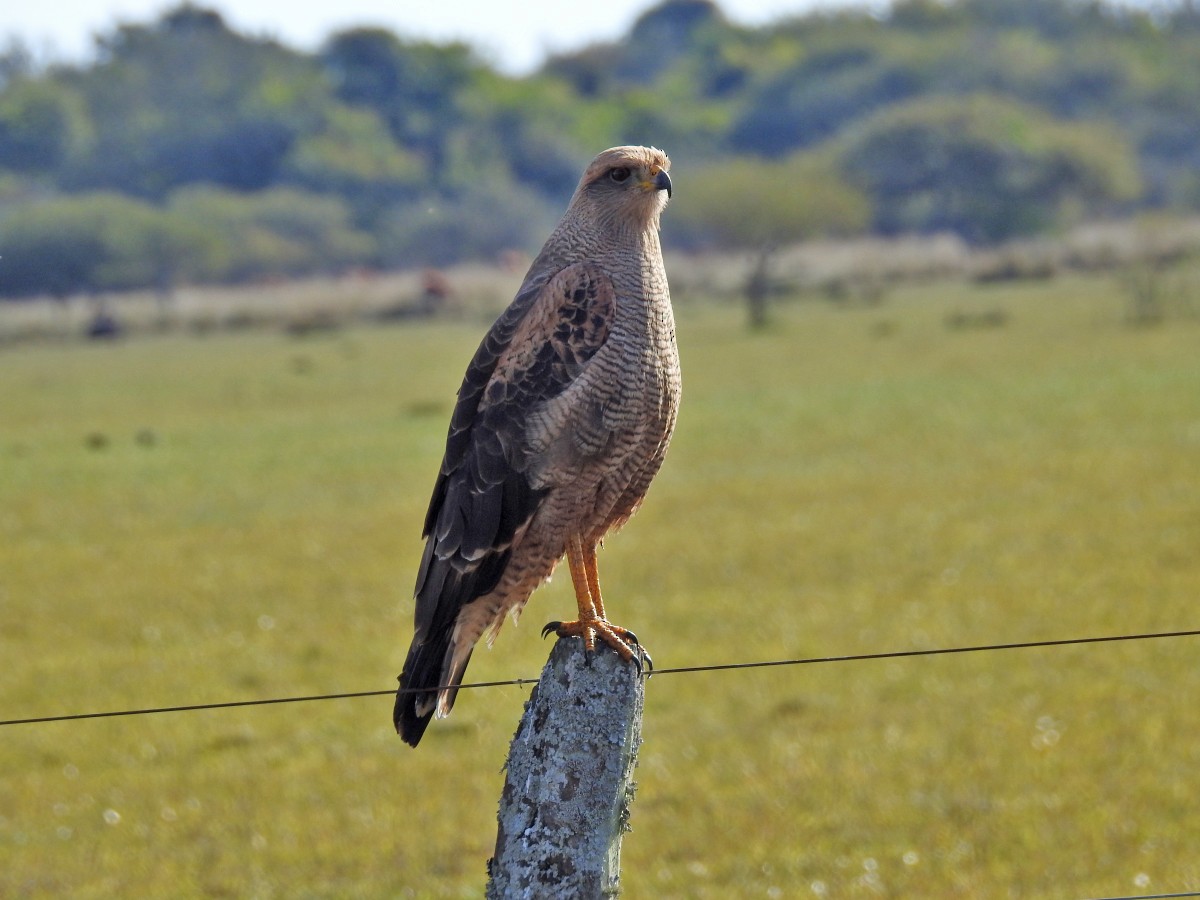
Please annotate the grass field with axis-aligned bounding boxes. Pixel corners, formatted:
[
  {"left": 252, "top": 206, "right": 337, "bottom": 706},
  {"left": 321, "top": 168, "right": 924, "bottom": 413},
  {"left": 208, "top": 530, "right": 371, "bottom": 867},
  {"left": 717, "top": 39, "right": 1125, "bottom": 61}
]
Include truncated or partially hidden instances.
[{"left": 2, "top": 272, "right": 1199, "bottom": 898}]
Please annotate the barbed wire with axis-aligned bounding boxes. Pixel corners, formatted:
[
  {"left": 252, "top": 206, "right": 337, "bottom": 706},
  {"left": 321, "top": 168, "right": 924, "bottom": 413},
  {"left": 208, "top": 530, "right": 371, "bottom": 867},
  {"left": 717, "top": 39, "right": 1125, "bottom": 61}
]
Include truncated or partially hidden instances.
[{"left": 3, "top": 626, "right": 1198, "bottom": 728}]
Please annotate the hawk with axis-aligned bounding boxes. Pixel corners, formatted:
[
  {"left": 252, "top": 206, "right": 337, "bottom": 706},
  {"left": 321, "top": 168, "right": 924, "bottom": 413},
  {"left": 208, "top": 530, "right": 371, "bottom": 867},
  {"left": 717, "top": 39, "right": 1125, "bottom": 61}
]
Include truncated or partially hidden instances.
[{"left": 394, "top": 146, "right": 680, "bottom": 746}]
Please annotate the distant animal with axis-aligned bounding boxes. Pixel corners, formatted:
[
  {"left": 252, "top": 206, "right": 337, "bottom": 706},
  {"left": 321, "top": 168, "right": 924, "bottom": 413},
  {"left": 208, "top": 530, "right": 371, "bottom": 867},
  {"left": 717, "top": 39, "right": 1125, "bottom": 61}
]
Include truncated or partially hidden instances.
[
  {"left": 86, "top": 308, "right": 122, "bottom": 340},
  {"left": 394, "top": 146, "right": 679, "bottom": 746}
]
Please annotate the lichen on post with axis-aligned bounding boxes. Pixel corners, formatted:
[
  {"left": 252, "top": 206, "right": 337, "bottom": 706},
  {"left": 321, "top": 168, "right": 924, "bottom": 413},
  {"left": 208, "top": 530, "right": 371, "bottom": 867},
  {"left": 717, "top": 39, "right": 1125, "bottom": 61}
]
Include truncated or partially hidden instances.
[{"left": 486, "top": 636, "right": 646, "bottom": 899}]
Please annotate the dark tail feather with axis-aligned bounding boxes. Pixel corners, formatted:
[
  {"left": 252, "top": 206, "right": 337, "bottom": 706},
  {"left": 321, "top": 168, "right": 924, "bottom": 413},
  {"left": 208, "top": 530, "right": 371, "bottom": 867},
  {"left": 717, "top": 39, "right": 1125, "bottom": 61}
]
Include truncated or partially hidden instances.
[
  {"left": 397, "top": 540, "right": 509, "bottom": 745},
  {"left": 394, "top": 630, "right": 472, "bottom": 747}
]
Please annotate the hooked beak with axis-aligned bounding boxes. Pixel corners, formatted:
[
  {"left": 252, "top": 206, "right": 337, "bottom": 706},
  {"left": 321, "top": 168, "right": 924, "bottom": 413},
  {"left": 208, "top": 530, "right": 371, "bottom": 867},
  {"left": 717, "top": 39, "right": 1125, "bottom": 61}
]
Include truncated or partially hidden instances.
[{"left": 653, "top": 169, "right": 673, "bottom": 199}]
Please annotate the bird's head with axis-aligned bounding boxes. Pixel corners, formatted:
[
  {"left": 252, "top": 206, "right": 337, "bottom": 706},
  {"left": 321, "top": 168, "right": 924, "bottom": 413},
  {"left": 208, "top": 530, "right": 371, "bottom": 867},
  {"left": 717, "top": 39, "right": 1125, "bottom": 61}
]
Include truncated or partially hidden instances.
[{"left": 573, "top": 145, "right": 673, "bottom": 230}]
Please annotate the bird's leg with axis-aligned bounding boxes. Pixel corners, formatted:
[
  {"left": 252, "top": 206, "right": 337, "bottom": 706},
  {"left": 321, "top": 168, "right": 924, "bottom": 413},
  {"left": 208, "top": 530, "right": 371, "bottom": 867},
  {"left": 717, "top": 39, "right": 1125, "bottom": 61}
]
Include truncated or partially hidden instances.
[
  {"left": 581, "top": 541, "right": 643, "bottom": 650},
  {"left": 542, "top": 535, "right": 649, "bottom": 670},
  {"left": 582, "top": 540, "right": 652, "bottom": 670},
  {"left": 582, "top": 540, "right": 607, "bottom": 621},
  {"left": 566, "top": 534, "right": 600, "bottom": 651}
]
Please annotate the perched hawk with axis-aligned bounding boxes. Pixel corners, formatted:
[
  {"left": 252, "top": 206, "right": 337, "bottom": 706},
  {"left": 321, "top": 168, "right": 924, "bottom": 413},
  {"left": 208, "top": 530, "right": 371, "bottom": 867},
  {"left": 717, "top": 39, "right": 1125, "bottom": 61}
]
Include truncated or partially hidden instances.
[{"left": 394, "top": 146, "right": 680, "bottom": 746}]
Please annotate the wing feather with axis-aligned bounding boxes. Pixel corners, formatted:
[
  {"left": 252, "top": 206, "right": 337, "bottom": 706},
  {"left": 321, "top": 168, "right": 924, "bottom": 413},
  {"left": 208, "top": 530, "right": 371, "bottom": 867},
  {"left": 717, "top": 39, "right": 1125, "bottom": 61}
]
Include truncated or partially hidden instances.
[{"left": 396, "top": 261, "right": 617, "bottom": 744}]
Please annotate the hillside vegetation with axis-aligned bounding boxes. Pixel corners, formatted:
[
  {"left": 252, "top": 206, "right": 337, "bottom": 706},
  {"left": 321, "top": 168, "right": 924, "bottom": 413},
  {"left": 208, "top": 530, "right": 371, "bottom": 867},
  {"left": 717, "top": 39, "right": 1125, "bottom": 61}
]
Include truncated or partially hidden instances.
[{"left": 1, "top": 0, "right": 1200, "bottom": 296}]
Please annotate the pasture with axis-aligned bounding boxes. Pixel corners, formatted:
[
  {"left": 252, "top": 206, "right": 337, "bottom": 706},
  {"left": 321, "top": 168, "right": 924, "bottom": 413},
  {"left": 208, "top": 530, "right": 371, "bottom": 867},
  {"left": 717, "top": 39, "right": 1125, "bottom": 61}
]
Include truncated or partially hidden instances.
[{"left": 2, "top": 271, "right": 1199, "bottom": 897}]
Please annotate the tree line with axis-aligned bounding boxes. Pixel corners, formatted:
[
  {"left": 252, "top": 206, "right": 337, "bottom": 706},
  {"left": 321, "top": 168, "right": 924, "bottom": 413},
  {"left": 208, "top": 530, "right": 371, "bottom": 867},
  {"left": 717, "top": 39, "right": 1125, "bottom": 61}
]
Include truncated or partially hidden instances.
[{"left": 1, "top": 0, "right": 1198, "bottom": 298}]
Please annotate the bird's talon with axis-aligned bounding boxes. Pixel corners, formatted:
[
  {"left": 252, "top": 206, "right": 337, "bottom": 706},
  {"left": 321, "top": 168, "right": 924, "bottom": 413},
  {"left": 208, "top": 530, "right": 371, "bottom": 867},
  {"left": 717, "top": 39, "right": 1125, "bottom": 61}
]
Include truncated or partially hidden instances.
[
  {"left": 541, "top": 615, "right": 650, "bottom": 674},
  {"left": 629, "top": 646, "right": 653, "bottom": 676}
]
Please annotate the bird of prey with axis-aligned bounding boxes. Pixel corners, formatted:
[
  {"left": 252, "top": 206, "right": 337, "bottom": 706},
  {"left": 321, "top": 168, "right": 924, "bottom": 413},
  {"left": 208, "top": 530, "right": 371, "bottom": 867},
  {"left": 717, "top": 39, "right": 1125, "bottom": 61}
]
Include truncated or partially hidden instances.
[{"left": 394, "top": 146, "right": 679, "bottom": 747}]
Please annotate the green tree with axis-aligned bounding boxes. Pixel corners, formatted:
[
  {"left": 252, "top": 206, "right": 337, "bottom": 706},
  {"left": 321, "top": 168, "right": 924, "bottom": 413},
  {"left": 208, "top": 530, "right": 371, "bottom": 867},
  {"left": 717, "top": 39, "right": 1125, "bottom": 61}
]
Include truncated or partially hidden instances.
[
  {"left": 670, "top": 154, "right": 869, "bottom": 326},
  {"left": 730, "top": 42, "right": 925, "bottom": 156},
  {"left": 834, "top": 93, "right": 1142, "bottom": 243},
  {"left": 0, "top": 192, "right": 174, "bottom": 297},
  {"left": 60, "top": 5, "right": 329, "bottom": 196},
  {"left": 321, "top": 28, "right": 483, "bottom": 180},
  {"left": 615, "top": 0, "right": 726, "bottom": 82},
  {"left": 280, "top": 105, "right": 426, "bottom": 223},
  {"left": 167, "top": 186, "right": 374, "bottom": 281},
  {"left": 0, "top": 78, "right": 92, "bottom": 172},
  {"left": 0, "top": 38, "right": 35, "bottom": 89},
  {"left": 377, "top": 181, "right": 557, "bottom": 268},
  {"left": 5, "top": 0, "right": 1200, "bottom": 293}
]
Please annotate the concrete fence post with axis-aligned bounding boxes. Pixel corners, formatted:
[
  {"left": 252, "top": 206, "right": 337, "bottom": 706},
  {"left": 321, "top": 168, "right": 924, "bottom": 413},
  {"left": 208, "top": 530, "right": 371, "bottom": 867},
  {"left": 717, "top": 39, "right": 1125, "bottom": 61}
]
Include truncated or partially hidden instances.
[{"left": 486, "top": 636, "right": 645, "bottom": 899}]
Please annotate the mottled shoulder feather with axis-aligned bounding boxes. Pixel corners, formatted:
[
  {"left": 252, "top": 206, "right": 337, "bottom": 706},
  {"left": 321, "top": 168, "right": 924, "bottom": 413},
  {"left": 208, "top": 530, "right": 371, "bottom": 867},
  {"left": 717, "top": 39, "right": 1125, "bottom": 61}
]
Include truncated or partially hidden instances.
[
  {"left": 411, "top": 262, "right": 616, "bottom": 637},
  {"left": 434, "top": 273, "right": 550, "bottom": 515},
  {"left": 488, "top": 261, "right": 615, "bottom": 405}
]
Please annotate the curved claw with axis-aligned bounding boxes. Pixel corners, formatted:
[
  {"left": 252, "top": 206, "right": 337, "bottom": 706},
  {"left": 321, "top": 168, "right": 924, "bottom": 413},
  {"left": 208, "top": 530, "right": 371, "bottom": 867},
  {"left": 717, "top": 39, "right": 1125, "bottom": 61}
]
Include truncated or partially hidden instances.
[
  {"left": 541, "top": 617, "right": 651, "bottom": 676},
  {"left": 628, "top": 646, "right": 653, "bottom": 676}
]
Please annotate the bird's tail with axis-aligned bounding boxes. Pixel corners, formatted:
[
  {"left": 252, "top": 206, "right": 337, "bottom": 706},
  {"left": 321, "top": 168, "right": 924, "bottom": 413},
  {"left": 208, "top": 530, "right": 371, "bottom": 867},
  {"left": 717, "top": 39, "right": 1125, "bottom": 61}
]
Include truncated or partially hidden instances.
[
  {"left": 396, "top": 514, "right": 514, "bottom": 746},
  {"left": 394, "top": 629, "right": 473, "bottom": 747}
]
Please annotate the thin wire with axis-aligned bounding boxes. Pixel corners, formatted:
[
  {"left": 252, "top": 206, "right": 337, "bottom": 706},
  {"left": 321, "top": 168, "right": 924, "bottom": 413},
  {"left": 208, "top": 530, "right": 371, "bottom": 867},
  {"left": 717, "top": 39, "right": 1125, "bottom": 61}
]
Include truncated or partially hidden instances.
[
  {"left": 0, "top": 679, "right": 532, "bottom": 727},
  {"left": 648, "top": 627, "right": 1200, "bottom": 677},
  {"left": 1086, "top": 893, "right": 1200, "bottom": 900},
  {"left": 2, "top": 627, "right": 1198, "bottom": 728}
]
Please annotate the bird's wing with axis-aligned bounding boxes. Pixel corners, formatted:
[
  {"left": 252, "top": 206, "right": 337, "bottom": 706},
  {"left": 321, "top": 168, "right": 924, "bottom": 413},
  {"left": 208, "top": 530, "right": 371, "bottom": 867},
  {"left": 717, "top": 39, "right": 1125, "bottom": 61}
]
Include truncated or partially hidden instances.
[{"left": 411, "top": 260, "right": 616, "bottom": 642}]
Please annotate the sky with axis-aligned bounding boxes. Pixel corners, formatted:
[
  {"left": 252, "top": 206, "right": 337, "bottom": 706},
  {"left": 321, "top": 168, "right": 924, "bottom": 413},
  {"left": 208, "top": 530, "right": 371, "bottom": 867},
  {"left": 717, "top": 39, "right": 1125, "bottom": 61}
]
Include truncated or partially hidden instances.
[{"left": 2, "top": 0, "right": 885, "bottom": 75}]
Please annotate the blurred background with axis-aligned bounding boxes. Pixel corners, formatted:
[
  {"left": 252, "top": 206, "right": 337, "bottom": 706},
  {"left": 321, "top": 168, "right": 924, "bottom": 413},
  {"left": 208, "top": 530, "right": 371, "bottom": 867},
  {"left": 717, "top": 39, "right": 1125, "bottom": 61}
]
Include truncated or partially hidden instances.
[
  {"left": 0, "top": 0, "right": 1198, "bottom": 325},
  {"left": 3, "top": 1, "right": 1200, "bottom": 897}
]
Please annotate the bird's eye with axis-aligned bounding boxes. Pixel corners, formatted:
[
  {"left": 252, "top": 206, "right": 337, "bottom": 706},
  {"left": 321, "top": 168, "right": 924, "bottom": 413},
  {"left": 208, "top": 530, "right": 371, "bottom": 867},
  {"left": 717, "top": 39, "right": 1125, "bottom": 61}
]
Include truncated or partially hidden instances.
[{"left": 609, "top": 167, "right": 631, "bottom": 183}]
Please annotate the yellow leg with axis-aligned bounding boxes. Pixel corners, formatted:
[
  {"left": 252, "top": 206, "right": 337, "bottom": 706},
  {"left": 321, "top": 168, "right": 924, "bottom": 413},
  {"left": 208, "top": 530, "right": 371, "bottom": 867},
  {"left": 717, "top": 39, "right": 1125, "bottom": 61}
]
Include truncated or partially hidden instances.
[
  {"left": 542, "top": 535, "right": 649, "bottom": 669},
  {"left": 566, "top": 535, "right": 599, "bottom": 651},
  {"left": 581, "top": 541, "right": 606, "bottom": 621}
]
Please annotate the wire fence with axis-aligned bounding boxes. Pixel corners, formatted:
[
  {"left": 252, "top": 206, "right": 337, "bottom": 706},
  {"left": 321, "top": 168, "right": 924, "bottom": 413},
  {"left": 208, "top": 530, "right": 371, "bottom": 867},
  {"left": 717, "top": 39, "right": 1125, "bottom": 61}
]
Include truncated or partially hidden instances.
[
  {"left": 4, "top": 625, "right": 1200, "bottom": 899},
  {"left": 3, "top": 626, "right": 1198, "bottom": 727}
]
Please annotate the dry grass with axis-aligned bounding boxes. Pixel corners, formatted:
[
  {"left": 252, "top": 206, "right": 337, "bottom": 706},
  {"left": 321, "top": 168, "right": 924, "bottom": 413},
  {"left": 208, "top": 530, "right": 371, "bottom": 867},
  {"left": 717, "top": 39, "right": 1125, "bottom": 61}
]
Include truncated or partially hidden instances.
[
  {"left": 0, "top": 264, "right": 526, "bottom": 346},
  {"left": 2, "top": 270, "right": 1199, "bottom": 897},
  {"left": 5, "top": 217, "right": 1199, "bottom": 347}
]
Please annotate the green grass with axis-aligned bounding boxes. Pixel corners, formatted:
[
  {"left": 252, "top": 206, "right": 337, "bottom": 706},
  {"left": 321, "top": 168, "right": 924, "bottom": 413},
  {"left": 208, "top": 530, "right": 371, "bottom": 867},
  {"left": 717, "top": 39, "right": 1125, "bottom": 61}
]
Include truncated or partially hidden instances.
[{"left": 2, "top": 273, "right": 1199, "bottom": 897}]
